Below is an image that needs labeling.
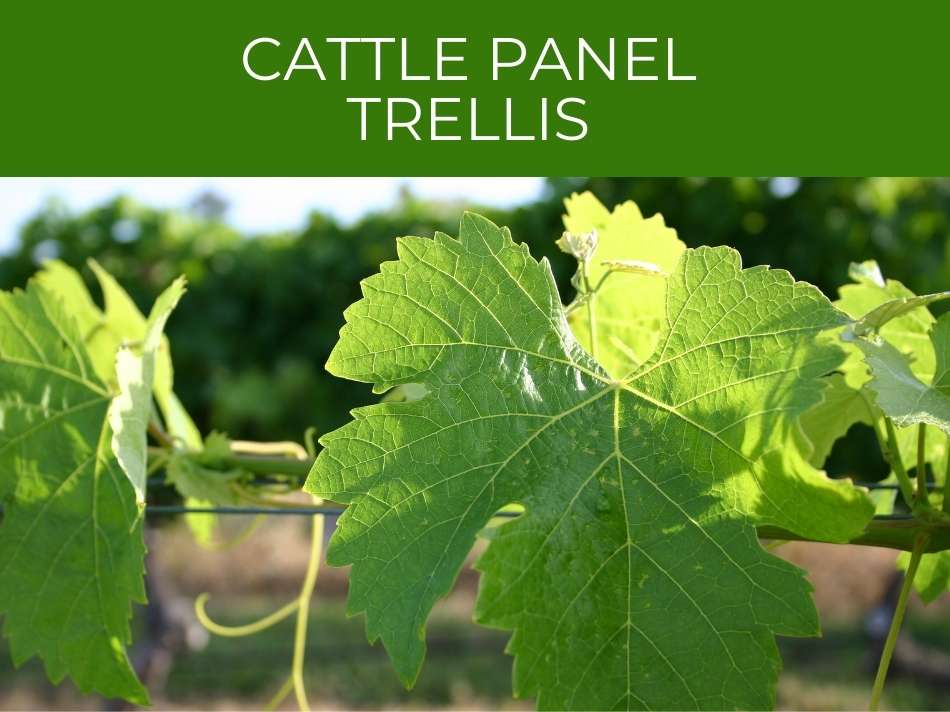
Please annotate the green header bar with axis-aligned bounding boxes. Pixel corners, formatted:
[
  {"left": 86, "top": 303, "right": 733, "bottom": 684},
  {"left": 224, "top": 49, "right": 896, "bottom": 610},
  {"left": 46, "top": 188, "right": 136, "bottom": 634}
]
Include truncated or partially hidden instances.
[{"left": 3, "top": 1, "right": 948, "bottom": 175}]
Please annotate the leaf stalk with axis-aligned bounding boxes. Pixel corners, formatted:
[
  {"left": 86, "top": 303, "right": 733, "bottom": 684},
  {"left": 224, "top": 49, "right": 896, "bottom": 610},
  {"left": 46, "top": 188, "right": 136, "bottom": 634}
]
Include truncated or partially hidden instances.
[
  {"left": 579, "top": 258, "right": 598, "bottom": 362},
  {"left": 220, "top": 454, "right": 314, "bottom": 479},
  {"left": 916, "top": 424, "right": 929, "bottom": 507},
  {"left": 884, "top": 418, "right": 916, "bottom": 508}
]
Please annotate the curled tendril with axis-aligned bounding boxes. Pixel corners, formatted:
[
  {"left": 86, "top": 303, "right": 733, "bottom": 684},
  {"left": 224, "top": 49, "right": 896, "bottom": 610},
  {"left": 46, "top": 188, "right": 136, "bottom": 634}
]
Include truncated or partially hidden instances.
[
  {"left": 195, "top": 592, "right": 300, "bottom": 637},
  {"left": 192, "top": 500, "right": 325, "bottom": 712}
]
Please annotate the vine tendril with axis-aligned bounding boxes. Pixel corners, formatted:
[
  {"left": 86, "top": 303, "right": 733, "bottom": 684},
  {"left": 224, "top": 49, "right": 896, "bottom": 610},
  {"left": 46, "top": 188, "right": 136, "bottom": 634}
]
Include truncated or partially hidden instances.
[{"left": 195, "top": 593, "right": 300, "bottom": 637}]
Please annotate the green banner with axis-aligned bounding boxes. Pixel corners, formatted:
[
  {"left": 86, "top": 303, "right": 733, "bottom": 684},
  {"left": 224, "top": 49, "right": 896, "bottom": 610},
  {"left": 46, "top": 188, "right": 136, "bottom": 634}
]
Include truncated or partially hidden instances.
[{"left": 3, "top": 1, "right": 948, "bottom": 175}]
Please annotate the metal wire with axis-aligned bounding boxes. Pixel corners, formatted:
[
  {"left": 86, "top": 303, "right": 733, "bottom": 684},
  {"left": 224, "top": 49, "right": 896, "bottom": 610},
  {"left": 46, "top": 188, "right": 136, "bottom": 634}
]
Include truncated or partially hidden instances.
[
  {"left": 145, "top": 504, "right": 517, "bottom": 517},
  {"left": 143, "top": 504, "right": 918, "bottom": 521},
  {"left": 147, "top": 505, "right": 349, "bottom": 517},
  {"left": 861, "top": 481, "right": 940, "bottom": 491},
  {"left": 1, "top": 483, "right": 937, "bottom": 519}
]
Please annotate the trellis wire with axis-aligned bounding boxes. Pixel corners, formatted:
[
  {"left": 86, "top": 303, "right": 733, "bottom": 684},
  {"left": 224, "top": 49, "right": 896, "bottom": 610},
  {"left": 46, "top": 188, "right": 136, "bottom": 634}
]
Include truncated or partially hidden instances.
[
  {"left": 148, "top": 505, "right": 348, "bottom": 516},
  {"left": 141, "top": 480, "right": 935, "bottom": 518},
  {"left": 0, "top": 482, "right": 932, "bottom": 520},
  {"left": 863, "top": 481, "right": 940, "bottom": 491},
  {"left": 144, "top": 506, "right": 916, "bottom": 521},
  {"left": 146, "top": 504, "right": 492, "bottom": 517}
]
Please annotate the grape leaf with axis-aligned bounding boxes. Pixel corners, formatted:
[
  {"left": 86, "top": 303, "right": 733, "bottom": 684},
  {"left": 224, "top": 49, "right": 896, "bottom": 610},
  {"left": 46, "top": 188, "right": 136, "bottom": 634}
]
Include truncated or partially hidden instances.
[
  {"left": 562, "top": 192, "right": 685, "bottom": 378},
  {"left": 898, "top": 548, "right": 950, "bottom": 603},
  {"left": 796, "top": 262, "right": 947, "bottom": 483},
  {"left": 306, "top": 214, "right": 872, "bottom": 709},
  {"left": 164, "top": 433, "right": 243, "bottom": 507},
  {"left": 31, "top": 261, "right": 117, "bottom": 384},
  {"left": 848, "top": 260, "right": 885, "bottom": 288},
  {"left": 109, "top": 278, "right": 186, "bottom": 503},
  {"left": 165, "top": 455, "right": 242, "bottom": 506},
  {"left": 795, "top": 373, "right": 873, "bottom": 467},
  {"left": 852, "top": 290, "right": 950, "bottom": 337},
  {"left": 168, "top": 431, "right": 249, "bottom": 546},
  {"left": 836, "top": 262, "right": 939, "bottom": 382},
  {"left": 845, "top": 317, "right": 950, "bottom": 434},
  {"left": 931, "top": 312, "right": 950, "bottom": 396},
  {"left": 87, "top": 260, "right": 202, "bottom": 450},
  {"left": 560, "top": 197, "right": 858, "bottom": 504},
  {"left": 84, "top": 262, "right": 224, "bottom": 540},
  {"left": 0, "top": 274, "right": 182, "bottom": 703}
]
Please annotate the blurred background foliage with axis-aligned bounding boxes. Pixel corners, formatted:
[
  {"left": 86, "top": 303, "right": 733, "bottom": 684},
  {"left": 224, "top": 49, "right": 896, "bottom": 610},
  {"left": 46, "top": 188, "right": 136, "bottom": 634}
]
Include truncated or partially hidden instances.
[{"left": 2, "top": 177, "right": 949, "bottom": 457}]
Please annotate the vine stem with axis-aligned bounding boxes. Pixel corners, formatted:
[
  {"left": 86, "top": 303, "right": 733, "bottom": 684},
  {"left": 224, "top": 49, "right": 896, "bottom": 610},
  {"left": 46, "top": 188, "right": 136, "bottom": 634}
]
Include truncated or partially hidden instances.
[
  {"left": 148, "top": 420, "right": 175, "bottom": 449},
  {"left": 868, "top": 533, "right": 928, "bottom": 711},
  {"left": 222, "top": 454, "right": 314, "bottom": 479},
  {"left": 293, "top": 502, "right": 324, "bottom": 711},
  {"left": 580, "top": 259, "right": 598, "bottom": 361},
  {"left": 757, "top": 518, "right": 950, "bottom": 553},
  {"left": 144, "top": 456, "right": 950, "bottom": 554},
  {"left": 195, "top": 593, "right": 299, "bottom": 637},
  {"left": 916, "top": 424, "right": 928, "bottom": 506},
  {"left": 884, "top": 418, "right": 916, "bottom": 508},
  {"left": 146, "top": 446, "right": 315, "bottom": 480},
  {"left": 231, "top": 439, "right": 309, "bottom": 459}
]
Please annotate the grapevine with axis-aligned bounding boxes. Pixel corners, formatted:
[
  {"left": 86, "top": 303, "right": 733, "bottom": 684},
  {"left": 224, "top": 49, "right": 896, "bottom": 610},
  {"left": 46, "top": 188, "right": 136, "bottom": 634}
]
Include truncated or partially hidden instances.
[{"left": 1, "top": 193, "right": 949, "bottom": 709}]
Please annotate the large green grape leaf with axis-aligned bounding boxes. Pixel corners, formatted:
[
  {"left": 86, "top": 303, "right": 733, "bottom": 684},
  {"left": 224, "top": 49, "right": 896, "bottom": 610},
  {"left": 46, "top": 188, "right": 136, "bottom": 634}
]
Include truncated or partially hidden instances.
[
  {"left": 562, "top": 192, "right": 685, "bottom": 379},
  {"left": 0, "top": 275, "right": 182, "bottom": 703},
  {"left": 306, "top": 214, "right": 872, "bottom": 709}
]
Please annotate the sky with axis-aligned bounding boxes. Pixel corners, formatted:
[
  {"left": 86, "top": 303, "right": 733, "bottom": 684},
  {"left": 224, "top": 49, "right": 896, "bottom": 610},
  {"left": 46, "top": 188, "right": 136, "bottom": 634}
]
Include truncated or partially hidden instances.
[{"left": 0, "top": 177, "right": 546, "bottom": 253}]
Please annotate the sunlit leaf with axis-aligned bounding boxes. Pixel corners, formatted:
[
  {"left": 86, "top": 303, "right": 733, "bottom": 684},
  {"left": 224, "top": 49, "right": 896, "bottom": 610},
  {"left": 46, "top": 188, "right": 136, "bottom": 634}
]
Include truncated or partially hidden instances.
[
  {"left": 306, "top": 213, "right": 872, "bottom": 709},
  {"left": 109, "top": 278, "right": 186, "bottom": 503},
  {"left": 562, "top": 192, "right": 685, "bottom": 378},
  {"left": 0, "top": 273, "right": 182, "bottom": 703}
]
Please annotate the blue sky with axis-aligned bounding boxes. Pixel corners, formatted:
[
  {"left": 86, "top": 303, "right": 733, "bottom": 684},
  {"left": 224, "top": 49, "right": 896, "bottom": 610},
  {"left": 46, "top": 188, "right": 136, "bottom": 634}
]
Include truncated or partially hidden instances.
[{"left": 0, "top": 178, "right": 545, "bottom": 253}]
